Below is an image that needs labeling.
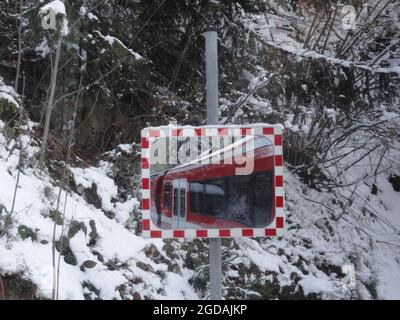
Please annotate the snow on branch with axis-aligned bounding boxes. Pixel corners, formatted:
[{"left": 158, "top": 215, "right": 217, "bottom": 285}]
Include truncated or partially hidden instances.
[
  {"left": 94, "top": 31, "right": 144, "bottom": 61},
  {"left": 260, "top": 37, "right": 400, "bottom": 76},
  {"left": 0, "top": 78, "right": 20, "bottom": 109},
  {"left": 39, "top": 0, "right": 66, "bottom": 16}
]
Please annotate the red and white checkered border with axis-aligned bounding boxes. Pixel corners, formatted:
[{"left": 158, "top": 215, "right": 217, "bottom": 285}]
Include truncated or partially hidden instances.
[{"left": 140, "top": 124, "right": 285, "bottom": 239}]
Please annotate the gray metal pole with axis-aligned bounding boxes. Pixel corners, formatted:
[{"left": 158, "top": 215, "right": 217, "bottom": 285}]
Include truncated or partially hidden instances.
[
  {"left": 205, "top": 31, "right": 219, "bottom": 126},
  {"left": 209, "top": 237, "right": 222, "bottom": 300},
  {"left": 204, "top": 30, "right": 222, "bottom": 300}
]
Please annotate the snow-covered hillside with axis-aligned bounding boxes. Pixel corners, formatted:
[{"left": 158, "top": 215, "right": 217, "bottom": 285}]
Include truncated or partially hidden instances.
[
  {"left": 1, "top": 107, "right": 399, "bottom": 299},
  {"left": 0, "top": 123, "right": 197, "bottom": 299},
  {"left": 1, "top": 0, "right": 400, "bottom": 300}
]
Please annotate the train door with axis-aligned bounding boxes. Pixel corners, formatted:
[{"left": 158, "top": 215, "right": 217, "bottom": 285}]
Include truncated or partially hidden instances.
[{"left": 172, "top": 179, "right": 187, "bottom": 228}]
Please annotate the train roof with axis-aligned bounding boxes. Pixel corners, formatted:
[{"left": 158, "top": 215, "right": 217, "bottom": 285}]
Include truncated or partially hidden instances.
[{"left": 166, "top": 135, "right": 273, "bottom": 174}]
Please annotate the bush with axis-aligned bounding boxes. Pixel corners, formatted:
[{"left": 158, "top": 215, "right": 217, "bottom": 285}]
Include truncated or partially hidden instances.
[{"left": 0, "top": 97, "right": 17, "bottom": 122}]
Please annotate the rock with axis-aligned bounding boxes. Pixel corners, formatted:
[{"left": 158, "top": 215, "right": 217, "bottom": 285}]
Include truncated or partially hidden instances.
[
  {"left": 76, "top": 185, "right": 85, "bottom": 195},
  {"left": 104, "top": 211, "right": 116, "bottom": 219},
  {"left": 133, "top": 291, "right": 142, "bottom": 300},
  {"left": 82, "top": 260, "right": 97, "bottom": 269},
  {"left": 169, "top": 263, "right": 181, "bottom": 275},
  {"left": 145, "top": 244, "right": 165, "bottom": 263},
  {"left": 136, "top": 261, "right": 154, "bottom": 273}
]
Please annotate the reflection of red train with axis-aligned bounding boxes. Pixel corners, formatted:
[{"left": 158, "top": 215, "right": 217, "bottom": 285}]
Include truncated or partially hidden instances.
[{"left": 150, "top": 136, "right": 275, "bottom": 229}]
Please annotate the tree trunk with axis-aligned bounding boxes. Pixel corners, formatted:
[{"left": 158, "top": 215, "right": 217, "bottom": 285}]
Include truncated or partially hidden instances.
[
  {"left": 14, "top": 0, "right": 23, "bottom": 93},
  {"left": 39, "top": 36, "right": 63, "bottom": 167}
]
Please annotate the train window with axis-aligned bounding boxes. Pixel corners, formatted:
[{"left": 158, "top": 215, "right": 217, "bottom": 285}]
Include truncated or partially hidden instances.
[
  {"left": 173, "top": 189, "right": 178, "bottom": 216},
  {"left": 253, "top": 172, "right": 273, "bottom": 227},
  {"left": 164, "top": 183, "right": 172, "bottom": 209},
  {"left": 189, "top": 182, "right": 204, "bottom": 214},
  {"left": 204, "top": 179, "right": 226, "bottom": 218},
  {"left": 226, "top": 175, "right": 252, "bottom": 226},
  {"left": 180, "top": 189, "right": 186, "bottom": 218},
  {"left": 187, "top": 173, "right": 273, "bottom": 227}
]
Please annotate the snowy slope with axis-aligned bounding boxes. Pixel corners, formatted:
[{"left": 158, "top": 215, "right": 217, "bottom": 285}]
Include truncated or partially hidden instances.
[
  {"left": 2, "top": 74, "right": 400, "bottom": 299},
  {"left": 0, "top": 119, "right": 197, "bottom": 300},
  {"left": 1, "top": 0, "right": 400, "bottom": 299},
  {"left": 1, "top": 114, "right": 399, "bottom": 299}
]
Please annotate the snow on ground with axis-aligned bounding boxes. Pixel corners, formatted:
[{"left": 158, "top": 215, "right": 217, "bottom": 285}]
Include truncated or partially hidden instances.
[
  {"left": 0, "top": 119, "right": 198, "bottom": 300},
  {"left": 0, "top": 79, "right": 20, "bottom": 108},
  {"left": 1, "top": 25, "right": 400, "bottom": 298},
  {"left": 0, "top": 114, "right": 399, "bottom": 299}
]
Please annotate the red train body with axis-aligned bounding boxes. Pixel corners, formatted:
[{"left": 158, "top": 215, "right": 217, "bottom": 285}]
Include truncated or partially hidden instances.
[{"left": 150, "top": 136, "right": 276, "bottom": 229}]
